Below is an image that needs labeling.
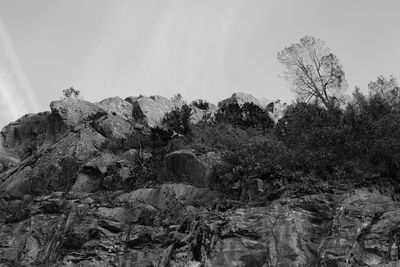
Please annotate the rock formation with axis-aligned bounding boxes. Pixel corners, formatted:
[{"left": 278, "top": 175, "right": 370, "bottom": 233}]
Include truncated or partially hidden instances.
[{"left": 0, "top": 93, "right": 399, "bottom": 267}]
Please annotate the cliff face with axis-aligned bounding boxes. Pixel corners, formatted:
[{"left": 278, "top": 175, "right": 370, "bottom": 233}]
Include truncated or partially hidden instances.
[{"left": 0, "top": 94, "right": 400, "bottom": 267}]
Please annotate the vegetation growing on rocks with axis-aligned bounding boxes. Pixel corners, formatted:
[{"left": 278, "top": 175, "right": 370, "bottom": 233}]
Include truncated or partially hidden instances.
[{"left": 3, "top": 37, "right": 400, "bottom": 266}]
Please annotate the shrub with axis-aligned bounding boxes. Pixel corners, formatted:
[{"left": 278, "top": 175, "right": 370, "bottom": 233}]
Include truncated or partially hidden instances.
[
  {"left": 343, "top": 88, "right": 400, "bottom": 179},
  {"left": 150, "top": 127, "right": 174, "bottom": 148},
  {"left": 192, "top": 99, "right": 210, "bottom": 110},
  {"left": 274, "top": 102, "right": 350, "bottom": 176},
  {"left": 190, "top": 122, "right": 249, "bottom": 152},
  {"left": 215, "top": 103, "right": 243, "bottom": 126},
  {"left": 162, "top": 104, "right": 192, "bottom": 136},
  {"left": 215, "top": 102, "right": 273, "bottom": 131},
  {"left": 241, "top": 102, "right": 274, "bottom": 130},
  {"left": 62, "top": 87, "right": 80, "bottom": 98}
]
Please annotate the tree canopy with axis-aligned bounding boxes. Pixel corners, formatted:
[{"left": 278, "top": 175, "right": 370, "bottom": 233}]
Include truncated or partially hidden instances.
[
  {"left": 278, "top": 36, "right": 347, "bottom": 109},
  {"left": 368, "top": 75, "right": 400, "bottom": 107}
]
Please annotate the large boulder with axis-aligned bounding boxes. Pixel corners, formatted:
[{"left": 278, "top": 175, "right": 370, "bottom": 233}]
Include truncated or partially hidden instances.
[
  {"left": 219, "top": 92, "right": 261, "bottom": 107},
  {"left": 126, "top": 95, "right": 173, "bottom": 127},
  {"left": 96, "top": 96, "right": 133, "bottom": 120},
  {"left": 83, "top": 153, "right": 120, "bottom": 175},
  {"left": 163, "top": 150, "right": 221, "bottom": 188},
  {"left": 71, "top": 152, "right": 133, "bottom": 193},
  {"left": 93, "top": 114, "right": 134, "bottom": 140},
  {"left": 50, "top": 98, "right": 106, "bottom": 128}
]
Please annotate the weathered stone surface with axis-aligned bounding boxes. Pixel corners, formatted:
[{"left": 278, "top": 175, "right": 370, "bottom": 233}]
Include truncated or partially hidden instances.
[
  {"left": 126, "top": 95, "right": 173, "bottom": 127},
  {"left": 1, "top": 112, "right": 50, "bottom": 159},
  {"left": 0, "top": 152, "right": 19, "bottom": 174},
  {"left": 96, "top": 96, "right": 133, "bottom": 120},
  {"left": 1, "top": 188, "right": 400, "bottom": 266},
  {"left": 50, "top": 98, "right": 106, "bottom": 128},
  {"left": 118, "top": 183, "right": 218, "bottom": 209},
  {"left": 73, "top": 127, "right": 107, "bottom": 161},
  {"left": 93, "top": 113, "right": 134, "bottom": 140},
  {"left": 321, "top": 190, "right": 400, "bottom": 266},
  {"left": 207, "top": 192, "right": 400, "bottom": 266},
  {"left": 163, "top": 150, "right": 221, "bottom": 188}
]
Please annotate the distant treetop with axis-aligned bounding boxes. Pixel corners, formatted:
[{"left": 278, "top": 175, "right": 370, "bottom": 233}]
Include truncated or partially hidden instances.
[
  {"left": 63, "top": 87, "right": 80, "bottom": 99},
  {"left": 278, "top": 35, "right": 347, "bottom": 110}
]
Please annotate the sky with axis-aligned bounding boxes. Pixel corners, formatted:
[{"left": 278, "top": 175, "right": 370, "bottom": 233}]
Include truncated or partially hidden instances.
[{"left": 0, "top": 0, "right": 399, "bottom": 127}]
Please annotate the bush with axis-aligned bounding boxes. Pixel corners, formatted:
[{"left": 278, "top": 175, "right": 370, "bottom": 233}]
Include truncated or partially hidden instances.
[
  {"left": 62, "top": 87, "right": 80, "bottom": 98},
  {"left": 274, "top": 103, "right": 353, "bottom": 176},
  {"left": 215, "top": 102, "right": 274, "bottom": 131},
  {"left": 190, "top": 122, "right": 249, "bottom": 152},
  {"left": 162, "top": 104, "right": 192, "bottom": 136},
  {"left": 343, "top": 88, "right": 400, "bottom": 179},
  {"left": 222, "top": 134, "right": 292, "bottom": 179},
  {"left": 150, "top": 127, "right": 174, "bottom": 148},
  {"left": 192, "top": 99, "right": 210, "bottom": 110}
]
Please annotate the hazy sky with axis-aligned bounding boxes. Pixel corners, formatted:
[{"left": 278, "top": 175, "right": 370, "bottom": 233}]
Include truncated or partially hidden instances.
[{"left": 0, "top": 0, "right": 399, "bottom": 127}]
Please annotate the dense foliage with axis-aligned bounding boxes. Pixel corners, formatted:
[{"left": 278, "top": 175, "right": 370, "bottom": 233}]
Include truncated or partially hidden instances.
[
  {"left": 191, "top": 99, "right": 210, "bottom": 110},
  {"left": 141, "top": 76, "right": 400, "bottom": 199},
  {"left": 215, "top": 102, "right": 274, "bottom": 131},
  {"left": 93, "top": 75, "right": 400, "bottom": 200},
  {"left": 162, "top": 104, "right": 192, "bottom": 136}
]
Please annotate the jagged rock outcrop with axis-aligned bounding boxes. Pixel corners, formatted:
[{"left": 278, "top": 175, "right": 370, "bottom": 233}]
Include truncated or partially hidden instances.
[
  {"left": 50, "top": 98, "right": 106, "bottom": 128},
  {"left": 126, "top": 95, "right": 217, "bottom": 127},
  {"left": 126, "top": 95, "right": 173, "bottom": 127},
  {"left": 0, "top": 112, "right": 50, "bottom": 160},
  {"left": 93, "top": 114, "right": 134, "bottom": 140},
  {"left": 96, "top": 96, "right": 134, "bottom": 120},
  {"left": 2, "top": 189, "right": 400, "bottom": 266},
  {"left": 2, "top": 94, "right": 400, "bottom": 266},
  {"left": 0, "top": 127, "right": 106, "bottom": 199}
]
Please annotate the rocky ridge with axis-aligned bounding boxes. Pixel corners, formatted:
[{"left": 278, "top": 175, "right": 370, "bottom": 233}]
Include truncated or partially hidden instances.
[{"left": 0, "top": 93, "right": 399, "bottom": 266}]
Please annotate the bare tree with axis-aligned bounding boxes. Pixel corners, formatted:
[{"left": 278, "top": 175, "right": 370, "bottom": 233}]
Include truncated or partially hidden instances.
[{"left": 278, "top": 36, "right": 347, "bottom": 109}]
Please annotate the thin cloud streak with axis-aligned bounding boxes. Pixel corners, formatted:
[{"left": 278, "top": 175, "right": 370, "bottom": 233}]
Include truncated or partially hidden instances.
[{"left": 0, "top": 18, "right": 39, "bottom": 127}]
